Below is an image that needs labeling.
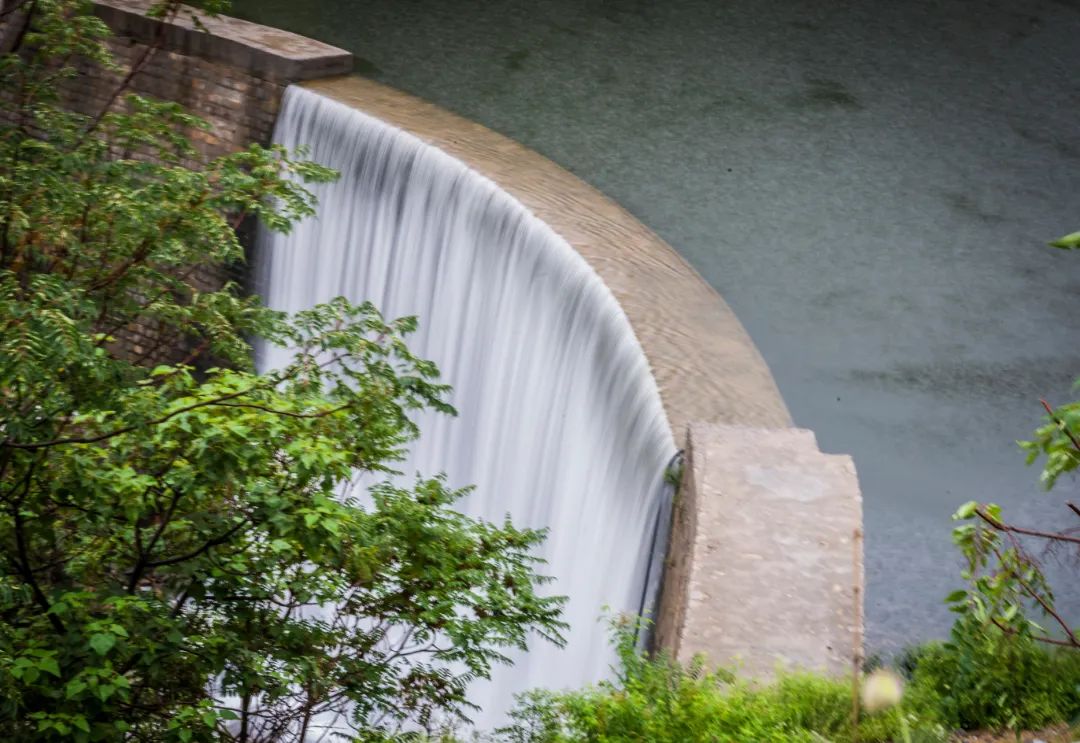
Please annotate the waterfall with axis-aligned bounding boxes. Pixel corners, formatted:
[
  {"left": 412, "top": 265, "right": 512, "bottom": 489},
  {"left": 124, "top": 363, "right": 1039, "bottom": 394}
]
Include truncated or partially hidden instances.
[{"left": 256, "top": 85, "right": 677, "bottom": 726}]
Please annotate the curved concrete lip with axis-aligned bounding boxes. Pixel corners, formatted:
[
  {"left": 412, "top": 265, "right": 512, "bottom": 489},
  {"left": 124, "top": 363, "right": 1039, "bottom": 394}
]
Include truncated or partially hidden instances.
[{"left": 303, "top": 76, "right": 791, "bottom": 440}]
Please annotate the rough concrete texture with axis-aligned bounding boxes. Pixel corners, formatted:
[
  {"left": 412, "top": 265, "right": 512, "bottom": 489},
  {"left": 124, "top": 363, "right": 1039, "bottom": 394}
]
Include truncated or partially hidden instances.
[
  {"left": 94, "top": 0, "right": 352, "bottom": 81},
  {"left": 303, "top": 76, "right": 792, "bottom": 437},
  {"left": 658, "top": 424, "right": 863, "bottom": 678}
]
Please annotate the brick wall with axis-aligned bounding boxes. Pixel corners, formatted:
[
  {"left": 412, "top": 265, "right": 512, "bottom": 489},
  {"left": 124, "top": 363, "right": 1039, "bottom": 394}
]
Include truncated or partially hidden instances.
[
  {"left": 55, "top": 42, "right": 272, "bottom": 362},
  {"left": 3, "top": 0, "right": 351, "bottom": 364},
  {"left": 8, "top": 0, "right": 351, "bottom": 165},
  {"left": 62, "top": 38, "right": 286, "bottom": 165}
]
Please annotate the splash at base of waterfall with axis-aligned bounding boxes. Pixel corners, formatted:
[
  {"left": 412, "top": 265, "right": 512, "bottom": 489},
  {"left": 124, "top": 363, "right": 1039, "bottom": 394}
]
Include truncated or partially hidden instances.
[{"left": 256, "top": 85, "right": 676, "bottom": 727}]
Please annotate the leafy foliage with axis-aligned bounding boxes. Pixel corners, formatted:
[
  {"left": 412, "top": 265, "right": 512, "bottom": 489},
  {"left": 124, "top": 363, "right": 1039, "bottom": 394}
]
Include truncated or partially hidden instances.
[
  {"left": 1050, "top": 231, "right": 1080, "bottom": 250},
  {"left": 497, "top": 620, "right": 939, "bottom": 743},
  {"left": 946, "top": 337, "right": 1080, "bottom": 650},
  {"left": 0, "top": 1, "right": 564, "bottom": 740},
  {"left": 901, "top": 627, "right": 1080, "bottom": 732},
  {"left": 500, "top": 619, "right": 1080, "bottom": 742},
  {"left": 498, "top": 620, "right": 1080, "bottom": 742},
  {"left": 947, "top": 498, "right": 1077, "bottom": 649}
]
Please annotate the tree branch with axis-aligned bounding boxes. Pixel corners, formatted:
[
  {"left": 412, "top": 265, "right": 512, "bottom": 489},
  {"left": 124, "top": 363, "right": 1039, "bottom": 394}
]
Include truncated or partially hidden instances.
[
  {"left": 4, "top": 356, "right": 358, "bottom": 451},
  {"left": 11, "top": 508, "right": 64, "bottom": 634},
  {"left": 143, "top": 517, "right": 250, "bottom": 569},
  {"left": 1041, "top": 398, "right": 1080, "bottom": 455},
  {"left": 0, "top": 0, "right": 35, "bottom": 56},
  {"left": 126, "top": 486, "right": 183, "bottom": 593},
  {"left": 3, "top": 385, "right": 262, "bottom": 449},
  {"left": 976, "top": 506, "right": 1080, "bottom": 546},
  {"left": 991, "top": 617, "right": 1079, "bottom": 648},
  {"left": 80, "top": 1, "right": 182, "bottom": 139},
  {"left": 1068, "top": 501, "right": 1080, "bottom": 521},
  {"left": 999, "top": 548, "right": 1080, "bottom": 648}
]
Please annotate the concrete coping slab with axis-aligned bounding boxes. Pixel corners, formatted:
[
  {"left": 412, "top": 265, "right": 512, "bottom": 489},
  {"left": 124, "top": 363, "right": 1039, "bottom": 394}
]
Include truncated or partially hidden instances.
[
  {"left": 93, "top": 0, "right": 353, "bottom": 81},
  {"left": 657, "top": 423, "right": 864, "bottom": 678}
]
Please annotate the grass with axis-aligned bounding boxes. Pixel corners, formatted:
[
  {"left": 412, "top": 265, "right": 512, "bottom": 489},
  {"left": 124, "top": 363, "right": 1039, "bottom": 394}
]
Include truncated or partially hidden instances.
[
  {"left": 901, "top": 632, "right": 1080, "bottom": 733},
  {"left": 498, "top": 658, "right": 918, "bottom": 743},
  {"left": 488, "top": 620, "right": 1080, "bottom": 743}
]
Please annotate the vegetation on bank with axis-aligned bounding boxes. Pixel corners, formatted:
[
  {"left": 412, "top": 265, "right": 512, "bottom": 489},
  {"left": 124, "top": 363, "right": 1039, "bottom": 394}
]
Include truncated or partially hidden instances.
[
  {"left": 487, "top": 617, "right": 1080, "bottom": 743},
  {"left": 2, "top": 0, "right": 1079, "bottom": 742}
]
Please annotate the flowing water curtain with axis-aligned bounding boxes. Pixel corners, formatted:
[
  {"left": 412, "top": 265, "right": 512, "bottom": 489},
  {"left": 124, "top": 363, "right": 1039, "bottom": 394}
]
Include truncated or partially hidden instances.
[{"left": 256, "top": 85, "right": 676, "bottom": 727}]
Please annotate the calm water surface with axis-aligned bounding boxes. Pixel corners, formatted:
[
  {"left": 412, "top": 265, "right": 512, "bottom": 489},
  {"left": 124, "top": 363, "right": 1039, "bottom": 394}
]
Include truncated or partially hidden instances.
[{"left": 234, "top": 0, "right": 1080, "bottom": 653}]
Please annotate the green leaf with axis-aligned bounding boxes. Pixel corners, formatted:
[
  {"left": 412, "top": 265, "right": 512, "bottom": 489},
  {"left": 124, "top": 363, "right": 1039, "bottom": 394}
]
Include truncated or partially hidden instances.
[
  {"left": 1049, "top": 231, "right": 1080, "bottom": 249},
  {"left": 89, "top": 633, "right": 116, "bottom": 656},
  {"left": 954, "top": 500, "right": 979, "bottom": 520}
]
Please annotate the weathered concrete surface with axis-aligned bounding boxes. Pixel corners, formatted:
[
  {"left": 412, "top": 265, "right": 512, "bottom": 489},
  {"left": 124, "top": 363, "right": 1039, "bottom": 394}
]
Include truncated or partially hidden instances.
[
  {"left": 302, "top": 76, "right": 791, "bottom": 438},
  {"left": 657, "top": 424, "right": 863, "bottom": 678},
  {"left": 94, "top": 0, "right": 352, "bottom": 81}
]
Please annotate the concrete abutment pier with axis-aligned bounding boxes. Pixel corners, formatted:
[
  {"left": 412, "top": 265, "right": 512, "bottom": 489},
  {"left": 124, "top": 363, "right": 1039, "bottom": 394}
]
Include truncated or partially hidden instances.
[
  {"left": 657, "top": 424, "right": 862, "bottom": 678},
  {"left": 78, "top": 0, "right": 865, "bottom": 685}
]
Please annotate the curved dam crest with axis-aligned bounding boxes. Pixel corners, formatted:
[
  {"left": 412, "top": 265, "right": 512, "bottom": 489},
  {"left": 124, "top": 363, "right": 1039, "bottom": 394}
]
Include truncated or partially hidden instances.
[
  {"left": 300, "top": 76, "right": 792, "bottom": 439},
  {"left": 256, "top": 85, "right": 677, "bottom": 721}
]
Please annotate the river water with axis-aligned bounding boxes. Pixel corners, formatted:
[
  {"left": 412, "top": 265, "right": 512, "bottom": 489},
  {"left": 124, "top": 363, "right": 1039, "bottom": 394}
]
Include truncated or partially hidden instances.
[{"left": 233, "top": 0, "right": 1080, "bottom": 654}]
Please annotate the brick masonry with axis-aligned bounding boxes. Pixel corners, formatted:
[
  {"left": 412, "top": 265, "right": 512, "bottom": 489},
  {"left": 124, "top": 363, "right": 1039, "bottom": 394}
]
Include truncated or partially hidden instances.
[
  {"left": 61, "top": 40, "right": 284, "bottom": 165},
  {"left": 21, "top": 0, "right": 352, "bottom": 362},
  {"left": 58, "top": 39, "right": 284, "bottom": 363}
]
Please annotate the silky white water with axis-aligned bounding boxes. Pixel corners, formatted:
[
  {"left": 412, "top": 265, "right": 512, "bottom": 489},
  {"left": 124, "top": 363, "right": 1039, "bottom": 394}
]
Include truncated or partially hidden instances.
[{"left": 256, "top": 85, "right": 676, "bottom": 727}]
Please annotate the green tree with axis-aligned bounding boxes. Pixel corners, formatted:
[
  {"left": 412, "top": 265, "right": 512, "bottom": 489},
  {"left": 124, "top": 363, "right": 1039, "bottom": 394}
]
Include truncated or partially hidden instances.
[{"left": 0, "top": 1, "right": 565, "bottom": 740}]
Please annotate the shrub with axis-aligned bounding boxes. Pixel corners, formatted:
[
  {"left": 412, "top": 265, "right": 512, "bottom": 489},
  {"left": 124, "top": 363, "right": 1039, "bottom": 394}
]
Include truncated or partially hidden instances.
[
  {"left": 903, "top": 621, "right": 1080, "bottom": 732},
  {"left": 498, "top": 616, "right": 1080, "bottom": 742},
  {"left": 497, "top": 621, "right": 935, "bottom": 743}
]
